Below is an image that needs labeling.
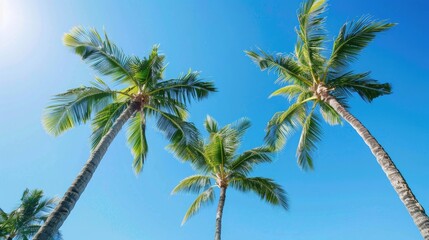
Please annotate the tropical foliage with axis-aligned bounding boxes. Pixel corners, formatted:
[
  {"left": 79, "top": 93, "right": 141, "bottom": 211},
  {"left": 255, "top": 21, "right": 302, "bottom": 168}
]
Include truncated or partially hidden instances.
[
  {"left": 44, "top": 27, "right": 216, "bottom": 173},
  {"left": 247, "top": 0, "right": 393, "bottom": 168},
  {"left": 171, "top": 116, "right": 288, "bottom": 240},
  {"left": 34, "top": 27, "right": 216, "bottom": 240},
  {"left": 246, "top": 0, "right": 429, "bottom": 238},
  {"left": 0, "top": 189, "right": 62, "bottom": 240}
]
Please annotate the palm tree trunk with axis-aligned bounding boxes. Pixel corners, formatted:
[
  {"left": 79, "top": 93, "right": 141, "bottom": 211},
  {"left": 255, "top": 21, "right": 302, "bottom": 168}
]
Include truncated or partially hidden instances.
[
  {"left": 325, "top": 94, "right": 429, "bottom": 239},
  {"left": 33, "top": 102, "right": 139, "bottom": 240},
  {"left": 215, "top": 187, "right": 227, "bottom": 240}
]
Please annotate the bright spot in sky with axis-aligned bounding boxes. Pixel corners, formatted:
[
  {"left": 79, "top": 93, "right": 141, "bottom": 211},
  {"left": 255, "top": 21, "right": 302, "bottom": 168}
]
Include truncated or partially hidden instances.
[{"left": 0, "top": 0, "right": 42, "bottom": 69}]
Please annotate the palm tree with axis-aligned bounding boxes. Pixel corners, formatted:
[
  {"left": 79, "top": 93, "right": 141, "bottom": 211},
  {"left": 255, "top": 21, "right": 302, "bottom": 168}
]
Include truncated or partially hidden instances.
[
  {"left": 246, "top": 0, "right": 429, "bottom": 238},
  {"left": 0, "top": 189, "right": 62, "bottom": 240},
  {"left": 171, "top": 116, "right": 288, "bottom": 240},
  {"left": 34, "top": 27, "right": 216, "bottom": 240}
]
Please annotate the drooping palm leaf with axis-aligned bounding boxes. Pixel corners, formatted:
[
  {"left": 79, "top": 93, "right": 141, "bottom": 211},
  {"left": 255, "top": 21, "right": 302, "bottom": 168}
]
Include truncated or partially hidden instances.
[
  {"left": 43, "top": 86, "right": 116, "bottom": 136},
  {"left": 181, "top": 187, "right": 215, "bottom": 225},
  {"left": 171, "top": 175, "right": 213, "bottom": 194},
  {"left": 246, "top": 50, "right": 311, "bottom": 86},
  {"left": 296, "top": 104, "right": 322, "bottom": 169},
  {"left": 91, "top": 102, "right": 128, "bottom": 149},
  {"left": 152, "top": 71, "right": 216, "bottom": 104},
  {"left": 126, "top": 112, "right": 148, "bottom": 173},
  {"left": 328, "top": 71, "right": 392, "bottom": 102},
  {"left": 229, "top": 147, "right": 273, "bottom": 175},
  {"left": 265, "top": 101, "right": 308, "bottom": 150},
  {"left": 230, "top": 176, "right": 288, "bottom": 210}
]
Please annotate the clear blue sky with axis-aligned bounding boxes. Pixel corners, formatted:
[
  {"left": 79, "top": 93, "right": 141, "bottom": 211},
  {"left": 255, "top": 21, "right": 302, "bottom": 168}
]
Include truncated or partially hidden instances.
[{"left": 0, "top": 0, "right": 428, "bottom": 239}]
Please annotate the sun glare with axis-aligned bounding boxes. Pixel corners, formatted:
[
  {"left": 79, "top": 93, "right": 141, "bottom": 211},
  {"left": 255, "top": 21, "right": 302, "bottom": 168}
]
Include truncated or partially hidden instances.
[{"left": 0, "top": 0, "right": 42, "bottom": 69}]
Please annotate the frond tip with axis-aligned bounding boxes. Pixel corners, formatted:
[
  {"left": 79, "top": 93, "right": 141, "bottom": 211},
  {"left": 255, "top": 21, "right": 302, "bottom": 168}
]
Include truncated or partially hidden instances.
[{"left": 181, "top": 187, "right": 215, "bottom": 225}]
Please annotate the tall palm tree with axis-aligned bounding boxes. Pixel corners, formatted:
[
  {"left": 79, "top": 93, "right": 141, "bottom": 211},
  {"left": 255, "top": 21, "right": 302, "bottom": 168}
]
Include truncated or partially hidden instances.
[
  {"left": 34, "top": 27, "right": 216, "bottom": 240},
  {"left": 246, "top": 0, "right": 429, "bottom": 238},
  {"left": 171, "top": 116, "right": 288, "bottom": 240},
  {"left": 0, "top": 189, "right": 62, "bottom": 240}
]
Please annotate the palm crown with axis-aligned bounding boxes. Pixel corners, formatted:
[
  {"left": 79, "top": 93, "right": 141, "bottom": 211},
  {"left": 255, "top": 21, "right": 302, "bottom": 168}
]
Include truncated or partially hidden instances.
[
  {"left": 0, "top": 189, "right": 61, "bottom": 240},
  {"left": 246, "top": 0, "right": 394, "bottom": 169},
  {"left": 171, "top": 116, "right": 288, "bottom": 224},
  {"left": 43, "top": 27, "right": 216, "bottom": 173}
]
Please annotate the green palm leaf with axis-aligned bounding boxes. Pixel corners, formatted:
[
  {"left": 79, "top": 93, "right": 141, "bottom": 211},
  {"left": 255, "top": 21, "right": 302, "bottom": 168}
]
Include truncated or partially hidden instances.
[
  {"left": 171, "top": 175, "right": 213, "bottom": 194},
  {"left": 265, "top": 101, "right": 308, "bottom": 150},
  {"left": 328, "top": 71, "right": 392, "bottom": 102},
  {"left": 204, "top": 115, "right": 219, "bottom": 134},
  {"left": 296, "top": 104, "right": 322, "bottom": 169},
  {"left": 328, "top": 16, "right": 395, "bottom": 70},
  {"left": 319, "top": 101, "right": 342, "bottom": 126},
  {"left": 270, "top": 85, "right": 308, "bottom": 101},
  {"left": 146, "top": 106, "right": 199, "bottom": 147},
  {"left": 152, "top": 71, "right": 216, "bottom": 104},
  {"left": 230, "top": 176, "right": 288, "bottom": 210},
  {"left": 133, "top": 45, "right": 165, "bottom": 87},
  {"left": 229, "top": 147, "right": 273, "bottom": 175},
  {"left": 91, "top": 102, "right": 128, "bottom": 149},
  {"left": 63, "top": 27, "right": 137, "bottom": 84},
  {"left": 181, "top": 187, "right": 215, "bottom": 225},
  {"left": 43, "top": 86, "right": 115, "bottom": 136},
  {"left": 296, "top": 0, "right": 327, "bottom": 75},
  {"left": 172, "top": 117, "right": 288, "bottom": 230},
  {"left": 246, "top": 50, "right": 311, "bottom": 86},
  {"left": 126, "top": 112, "right": 148, "bottom": 174}
]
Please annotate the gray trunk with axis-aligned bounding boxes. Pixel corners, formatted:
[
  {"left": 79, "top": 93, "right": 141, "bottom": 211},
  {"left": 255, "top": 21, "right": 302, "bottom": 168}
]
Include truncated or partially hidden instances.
[
  {"left": 33, "top": 102, "right": 138, "bottom": 240},
  {"left": 215, "top": 187, "right": 227, "bottom": 240},
  {"left": 325, "top": 95, "right": 429, "bottom": 239}
]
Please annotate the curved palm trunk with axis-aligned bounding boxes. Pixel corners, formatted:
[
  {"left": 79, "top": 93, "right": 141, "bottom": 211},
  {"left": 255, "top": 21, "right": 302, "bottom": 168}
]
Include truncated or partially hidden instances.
[
  {"left": 34, "top": 102, "right": 138, "bottom": 240},
  {"left": 325, "top": 95, "right": 429, "bottom": 239},
  {"left": 215, "top": 187, "right": 227, "bottom": 240}
]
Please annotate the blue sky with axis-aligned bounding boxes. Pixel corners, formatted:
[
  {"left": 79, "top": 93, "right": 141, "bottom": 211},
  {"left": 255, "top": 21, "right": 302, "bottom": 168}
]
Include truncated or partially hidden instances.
[{"left": 0, "top": 0, "right": 428, "bottom": 239}]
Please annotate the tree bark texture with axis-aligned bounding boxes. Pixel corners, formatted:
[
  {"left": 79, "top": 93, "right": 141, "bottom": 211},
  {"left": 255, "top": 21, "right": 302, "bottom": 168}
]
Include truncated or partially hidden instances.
[
  {"left": 34, "top": 102, "right": 138, "bottom": 240},
  {"left": 215, "top": 187, "right": 227, "bottom": 240},
  {"left": 325, "top": 95, "right": 429, "bottom": 239}
]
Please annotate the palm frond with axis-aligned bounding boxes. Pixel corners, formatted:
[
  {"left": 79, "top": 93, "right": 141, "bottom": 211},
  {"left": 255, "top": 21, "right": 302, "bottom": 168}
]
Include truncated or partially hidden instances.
[
  {"left": 228, "top": 117, "right": 251, "bottom": 140},
  {"left": 246, "top": 50, "right": 311, "bottom": 86},
  {"left": 204, "top": 115, "right": 219, "bottom": 134},
  {"left": 229, "top": 147, "right": 273, "bottom": 175},
  {"left": 181, "top": 187, "right": 215, "bottom": 225},
  {"left": 230, "top": 176, "right": 288, "bottom": 210},
  {"left": 171, "top": 175, "right": 212, "bottom": 194},
  {"left": 133, "top": 45, "right": 165, "bottom": 87},
  {"left": 296, "top": 105, "right": 322, "bottom": 169},
  {"left": 328, "top": 16, "right": 395, "bottom": 70},
  {"left": 265, "top": 101, "right": 308, "bottom": 150},
  {"left": 146, "top": 106, "right": 199, "bottom": 149},
  {"left": 167, "top": 138, "right": 210, "bottom": 173},
  {"left": 328, "top": 71, "right": 392, "bottom": 102},
  {"left": 149, "top": 97, "right": 189, "bottom": 120},
  {"left": 151, "top": 71, "right": 216, "bottom": 104},
  {"left": 270, "top": 85, "right": 308, "bottom": 101},
  {"left": 43, "top": 85, "right": 115, "bottom": 136},
  {"left": 91, "top": 102, "right": 128, "bottom": 149},
  {"left": 319, "top": 101, "right": 342, "bottom": 125},
  {"left": 63, "top": 26, "right": 137, "bottom": 84},
  {"left": 296, "top": 0, "right": 327, "bottom": 76},
  {"left": 204, "top": 132, "right": 229, "bottom": 170},
  {"left": 126, "top": 111, "right": 148, "bottom": 174}
]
